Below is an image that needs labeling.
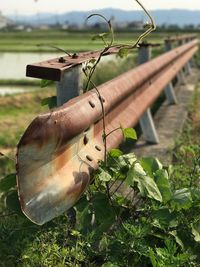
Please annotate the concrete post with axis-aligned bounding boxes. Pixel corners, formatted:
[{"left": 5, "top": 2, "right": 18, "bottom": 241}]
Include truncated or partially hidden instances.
[
  {"left": 165, "top": 39, "right": 185, "bottom": 85},
  {"left": 164, "top": 83, "right": 177, "bottom": 105},
  {"left": 163, "top": 41, "right": 178, "bottom": 104},
  {"left": 178, "top": 39, "right": 192, "bottom": 76},
  {"left": 138, "top": 44, "right": 159, "bottom": 144},
  {"left": 164, "top": 40, "right": 173, "bottom": 52},
  {"left": 138, "top": 45, "right": 151, "bottom": 64},
  {"left": 56, "top": 65, "right": 82, "bottom": 106},
  {"left": 139, "top": 109, "right": 159, "bottom": 144}
]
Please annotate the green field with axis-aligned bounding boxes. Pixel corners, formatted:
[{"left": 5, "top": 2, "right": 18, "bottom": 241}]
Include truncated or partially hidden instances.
[{"left": 0, "top": 30, "right": 173, "bottom": 53}]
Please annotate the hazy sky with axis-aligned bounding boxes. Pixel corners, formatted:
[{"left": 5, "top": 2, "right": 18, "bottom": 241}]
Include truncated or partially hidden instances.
[{"left": 1, "top": 0, "right": 200, "bottom": 15}]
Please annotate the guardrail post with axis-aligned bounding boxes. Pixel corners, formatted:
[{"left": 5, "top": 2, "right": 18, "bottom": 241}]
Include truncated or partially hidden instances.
[
  {"left": 189, "top": 37, "right": 196, "bottom": 68},
  {"left": 165, "top": 39, "right": 185, "bottom": 86},
  {"left": 139, "top": 109, "right": 159, "bottom": 144},
  {"left": 138, "top": 43, "right": 159, "bottom": 144},
  {"left": 56, "top": 65, "right": 82, "bottom": 106},
  {"left": 178, "top": 39, "right": 192, "bottom": 75},
  {"left": 162, "top": 41, "right": 177, "bottom": 104},
  {"left": 164, "top": 39, "right": 173, "bottom": 52},
  {"left": 138, "top": 44, "right": 151, "bottom": 64},
  {"left": 164, "top": 83, "right": 177, "bottom": 104}
]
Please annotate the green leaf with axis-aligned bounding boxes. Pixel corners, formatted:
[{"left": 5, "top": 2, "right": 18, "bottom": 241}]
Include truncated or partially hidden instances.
[
  {"left": 93, "top": 192, "right": 115, "bottom": 232},
  {"left": 92, "top": 32, "right": 109, "bottom": 41},
  {"left": 192, "top": 219, "right": 200, "bottom": 242},
  {"left": 88, "top": 58, "right": 96, "bottom": 64},
  {"left": 154, "top": 169, "right": 172, "bottom": 203},
  {"left": 139, "top": 176, "right": 163, "bottom": 202},
  {"left": 6, "top": 190, "right": 23, "bottom": 215},
  {"left": 122, "top": 128, "right": 137, "bottom": 140},
  {"left": 125, "top": 166, "right": 135, "bottom": 186},
  {"left": 169, "top": 230, "right": 185, "bottom": 249},
  {"left": 118, "top": 153, "right": 137, "bottom": 166},
  {"left": 98, "top": 168, "right": 112, "bottom": 182},
  {"left": 102, "top": 263, "right": 118, "bottom": 267},
  {"left": 75, "top": 199, "right": 93, "bottom": 233},
  {"left": 41, "top": 96, "right": 57, "bottom": 109},
  {"left": 118, "top": 48, "right": 129, "bottom": 58},
  {"left": 0, "top": 173, "right": 16, "bottom": 192},
  {"left": 75, "top": 195, "right": 88, "bottom": 212},
  {"left": 99, "top": 235, "right": 109, "bottom": 252},
  {"left": 134, "top": 163, "right": 162, "bottom": 202},
  {"left": 151, "top": 208, "right": 178, "bottom": 229},
  {"left": 40, "top": 79, "right": 54, "bottom": 88},
  {"left": 109, "top": 149, "right": 123, "bottom": 158},
  {"left": 140, "top": 157, "right": 163, "bottom": 178},
  {"left": 93, "top": 192, "right": 114, "bottom": 220},
  {"left": 170, "top": 188, "right": 192, "bottom": 211},
  {"left": 190, "top": 188, "right": 200, "bottom": 203},
  {"left": 149, "top": 249, "right": 157, "bottom": 267}
]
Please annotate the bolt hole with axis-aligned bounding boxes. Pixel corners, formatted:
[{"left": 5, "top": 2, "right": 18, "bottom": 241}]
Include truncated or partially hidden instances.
[
  {"left": 89, "top": 100, "right": 95, "bottom": 108},
  {"left": 86, "top": 155, "right": 93, "bottom": 162},
  {"left": 95, "top": 145, "right": 102, "bottom": 151},
  {"left": 83, "top": 135, "right": 89, "bottom": 145},
  {"left": 102, "top": 97, "right": 105, "bottom": 103},
  {"left": 99, "top": 96, "right": 105, "bottom": 103}
]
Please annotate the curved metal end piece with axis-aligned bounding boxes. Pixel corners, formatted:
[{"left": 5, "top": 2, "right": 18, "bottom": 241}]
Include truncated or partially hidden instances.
[{"left": 16, "top": 114, "right": 99, "bottom": 225}]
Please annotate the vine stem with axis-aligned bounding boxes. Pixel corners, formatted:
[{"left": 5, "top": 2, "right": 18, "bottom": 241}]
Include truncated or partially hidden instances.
[
  {"left": 105, "top": 127, "right": 121, "bottom": 139},
  {"left": 82, "top": 0, "right": 156, "bottom": 210},
  {"left": 88, "top": 79, "right": 107, "bottom": 163},
  {"left": 0, "top": 152, "right": 15, "bottom": 162}
]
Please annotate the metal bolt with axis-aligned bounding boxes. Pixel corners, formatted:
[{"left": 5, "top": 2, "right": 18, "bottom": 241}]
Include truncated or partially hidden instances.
[
  {"left": 72, "top": 53, "right": 78, "bottom": 59},
  {"left": 58, "top": 57, "right": 66, "bottom": 63}
]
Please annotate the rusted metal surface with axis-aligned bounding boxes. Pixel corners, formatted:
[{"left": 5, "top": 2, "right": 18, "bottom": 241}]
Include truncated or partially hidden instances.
[
  {"left": 26, "top": 42, "right": 162, "bottom": 82},
  {"left": 26, "top": 46, "right": 122, "bottom": 81},
  {"left": 17, "top": 39, "right": 198, "bottom": 225}
]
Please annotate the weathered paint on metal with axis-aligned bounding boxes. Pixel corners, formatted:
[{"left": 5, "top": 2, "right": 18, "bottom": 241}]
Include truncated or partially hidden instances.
[{"left": 17, "top": 40, "right": 198, "bottom": 225}]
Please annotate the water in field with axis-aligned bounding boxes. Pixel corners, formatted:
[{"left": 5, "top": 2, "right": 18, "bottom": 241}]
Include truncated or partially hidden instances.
[
  {"left": 0, "top": 86, "right": 38, "bottom": 96},
  {"left": 0, "top": 52, "right": 119, "bottom": 80},
  {"left": 0, "top": 52, "right": 62, "bottom": 80}
]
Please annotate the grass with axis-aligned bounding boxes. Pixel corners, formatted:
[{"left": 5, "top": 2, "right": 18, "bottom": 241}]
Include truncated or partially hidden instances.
[
  {"left": 0, "top": 79, "right": 41, "bottom": 86},
  {"left": 171, "top": 87, "right": 200, "bottom": 189},
  {"left": 0, "top": 89, "right": 54, "bottom": 177},
  {"left": 0, "top": 30, "right": 175, "bottom": 53}
]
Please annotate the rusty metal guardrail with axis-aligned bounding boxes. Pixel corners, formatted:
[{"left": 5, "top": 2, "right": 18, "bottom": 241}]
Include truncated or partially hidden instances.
[
  {"left": 17, "top": 36, "right": 198, "bottom": 225},
  {"left": 164, "top": 34, "right": 197, "bottom": 43}
]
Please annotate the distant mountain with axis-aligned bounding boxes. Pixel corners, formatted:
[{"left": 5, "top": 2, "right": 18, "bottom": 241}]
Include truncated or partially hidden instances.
[{"left": 8, "top": 8, "right": 200, "bottom": 26}]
